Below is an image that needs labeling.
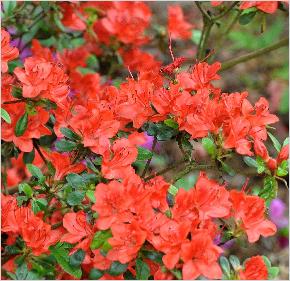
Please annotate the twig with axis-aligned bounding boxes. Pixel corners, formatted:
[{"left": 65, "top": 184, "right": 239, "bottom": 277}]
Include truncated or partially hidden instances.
[
  {"left": 221, "top": 37, "right": 289, "bottom": 71},
  {"left": 144, "top": 159, "right": 188, "bottom": 181},
  {"left": 212, "top": 2, "right": 239, "bottom": 21},
  {"left": 141, "top": 137, "right": 158, "bottom": 178},
  {"left": 33, "top": 139, "right": 48, "bottom": 165}
]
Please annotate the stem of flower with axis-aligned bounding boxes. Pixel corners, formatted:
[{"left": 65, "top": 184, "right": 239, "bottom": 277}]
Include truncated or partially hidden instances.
[
  {"left": 221, "top": 37, "right": 289, "bottom": 71},
  {"left": 141, "top": 137, "right": 158, "bottom": 178}
]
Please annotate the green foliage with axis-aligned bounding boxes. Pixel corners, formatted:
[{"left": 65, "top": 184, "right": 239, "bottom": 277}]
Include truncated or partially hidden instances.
[
  {"left": 31, "top": 198, "right": 48, "bottom": 214},
  {"left": 143, "top": 122, "right": 178, "bottom": 141},
  {"left": 69, "top": 249, "right": 85, "bottom": 267},
  {"left": 26, "top": 163, "right": 45, "bottom": 184},
  {"left": 55, "top": 140, "right": 77, "bottom": 152},
  {"left": 90, "top": 230, "right": 112, "bottom": 250},
  {"left": 276, "top": 160, "right": 288, "bottom": 177},
  {"left": 137, "top": 147, "right": 153, "bottom": 161},
  {"left": 60, "top": 127, "right": 81, "bottom": 141},
  {"left": 89, "top": 269, "right": 104, "bottom": 280},
  {"left": 107, "top": 261, "right": 128, "bottom": 276},
  {"left": 50, "top": 242, "right": 82, "bottom": 279},
  {"left": 18, "top": 183, "right": 33, "bottom": 198},
  {"left": 136, "top": 258, "right": 150, "bottom": 280},
  {"left": 1, "top": 108, "right": 11, "bottom": 124},
  {"left": 268, "top": 132, "right": 281, "bottom": 152},
  {"left": 15, "top": 112, "right": 28, "bottom": 137},
  {"left": 202, "top": 137, "right": 216, "bottom": 158}
]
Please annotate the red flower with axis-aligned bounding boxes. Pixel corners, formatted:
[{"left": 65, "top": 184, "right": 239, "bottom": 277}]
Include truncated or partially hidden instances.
[
  {"left": 230, "top": 190, "right": 277, "bottom": 243},
  {"left": 277, "top": 144, "right": 289, "bottom": 165},
  {"left": 22, "top": 215, "right": 62, "bottom": 256},
  {"left": 150, "top": 220, "right": 191, "bottom": 269},
  {"left": 192, "top": 172, "right": 231, "bottom": 220},
  {"left": 1, "top": 103, "right": 51, "bottom": 152},
  {"left": 61, "top": 211, "right": 94, "bottom": 251},
  {"left": 102, "top": 132, "right": 146, "bottom": 179},
  {"left": 240, "top": 1, "right": 278, "bottom": 14},
  {"left": 41, "top": 150, "right": 86, "bottom": 180},
  {"left": 168, "top": 5, "right": 193, "bottom": 40},
  {"left": 92, "top": 249, "right": 112, "bottom": 270},
  {"left": 107, "top": 221, "right": 147, "bottom": 264},
  {"left": 1, "top": 29, "right": 19, "bottom": 73},
  {"left": 14, "top": 56, "right": 69, "bottom": 106},
  {"left": 181, "top": 231, "right": 223, "bottom": 280},
  {"left": 239, "top": 256, "right": 268, "bottom": 280},
  {"left": 60, "top": 2, "right": 86, "bottom": 31},
  {"left": 94, "top": 2, "right": 151, "bottom": 45},
  {"left": 68, "top": 105, "right": 120, "bottom": 155},
  {"left": 31, "top": 39, "right": 53, "bottom": 61}
]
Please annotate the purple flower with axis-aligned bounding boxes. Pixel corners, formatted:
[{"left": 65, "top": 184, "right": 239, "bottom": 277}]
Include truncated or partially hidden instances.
[
  {"left": 140, "top": 133, "right": 160, "bottom": 151},
  {"left": 269, "top": 198, "right": 288, "bottom": 229}
]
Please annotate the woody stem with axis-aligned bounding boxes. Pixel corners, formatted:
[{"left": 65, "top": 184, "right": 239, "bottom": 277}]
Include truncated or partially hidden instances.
[
  {"left": 141, "top": 137, "right": 158, "bottom": 178},
  {"left": 221, "top": 37, "right": 289, "bottom": 71}
]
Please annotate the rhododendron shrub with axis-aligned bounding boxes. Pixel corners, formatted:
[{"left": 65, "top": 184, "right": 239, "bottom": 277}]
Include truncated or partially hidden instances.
[{"left": 1, "top": 1, "right": 289, "bottom": 280}]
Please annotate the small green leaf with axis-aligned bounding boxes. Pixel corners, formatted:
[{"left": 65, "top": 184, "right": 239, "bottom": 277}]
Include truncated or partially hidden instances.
[
  {"left": 136, "top": 258, "right": 150, "bottom": 280},
  {"left": 142, "top": 250, "right": 163, "bottom": 264},
  {"left": 164, "top": 119, "right": 178, "bottom": 129},
  {"left": 256, "top": 156, "right": 266, "bottom": 174},
  {"left": 1, "top": 108, "right": 11, "bottom": 124},
  {"left": 69, "top": 249, "right": 85, "bottom": 267},
  {"left": 2, "top": 1, "right": 17, "bottom": 17},
  {"left": 268, "top": 267, "right": 279, "bottom": 279},
  {"left": 243, "top": 156, "right": 258, "bottom": 168},
  {"left": 282, "top": 137, "right": 289, "bottom": 147},
  {"left": 229, "top": 255, "right": 241, "bottom": 271},
  {"left": 202, "top": 137, "right": 216, "bottom": 158},
  {"left": 191, "top": 29, "right": 202, "bottom": 45},
  {"left": 66, "top": 173, "right": 84, "bottom": 189},
  {"left": 220, "top": 161, "right": 235, "bottom": 176},
  {"left": 86, "top": 190, "right": 96, "bottom": 203},
  {"left": 50, "top": 242, "right": 82, "bottom": 279},
  {"left": 239, "top": 8, "right": 257, "bottom": 25},
  {"left": 55, "top": 140, "right": 77, "bottom": 152},
  {"left": 168, "top": 184, "right": 178, "bottom": 196},
  {"left": 15, "top": 112, "right": 28, "bottom": 137},
  {"left": 91, "top": 230, "right": 112, "bottom": 250},
  {"left": 18, "top": 183, "right": 33, "bottom": 198},
  {"left": 107, "top": 261, "right": 128, "bottom": 276},
  {"left": 26, "top": 164, "right": 45, "bottom": 183},
  {"left": 219, "top": 256, "right": 231, "bottom": 278},
  {"left": 31, "top": 198, "right": 48, "bottom": 214},
  {"left": 268, "top": 132, "right": 281, "bottom": 152},
  {"left": 67, "top": 191, "right": 85, "bottom": 206},
  {"left": 137, "top": 147, "right": 153, "bottom": 161},
  {"left": 23, "top": 149, "right": 35, "bottom": 164},
  {"left": 89, "top": 269, "right": 104, "bottom": 280},
  {"left": 276, "top": 160, "right": 288, "bottom": 177},
  {"left": 259, "top": 176, "right": 278, "bottom": 205},
  {"left": 262, "top": 256, "right": 272, "bottom": 269},
  {"left": 60, "top": 127, "right": 81, "bottom": 141}
]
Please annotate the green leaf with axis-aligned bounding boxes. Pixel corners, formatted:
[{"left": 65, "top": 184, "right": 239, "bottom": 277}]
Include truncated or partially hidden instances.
[
  {"left": 17, "top": 195, "right": 28, "bottom": 206},
  {"left": 268, "top": 132, "right": 281, "bottom": 152},
  {"left": 202, "top": 137, "right": 216, "bottom": 158},
  {"left": 55, "top": 140, "right": 77, "bottom": 152},
  {"left": 18, "top": 183, "right": 33, "bottom": 198},
  {"left": 219, "top": 256, "right": 231, "bottom": 278},
  {"left": 137, "top": 147, "right": 153, "bottom": 161},
  {"left": 239, "top": 8, "right": 257, "bottom": 25},
  {"left": 142, "top": 250, "right": 163, "bottom": 264},
  {"left": 69, "top": 249, "right": 85, "bottom": 267},
  {"left": 143, "top": 122, "right": 178, "bottom": 141},
  {"left": 2, "top": 1, "right": 17, "bottom": 17},
  {"left": 243, "top": 156, "right": 258, "bottom": 168},
  {"left": 15, "top": 263, "right": 29, "bottom": 280},
  {"left": 256, "top": 156, "right": 266, "bottom": 174},
  {"left": 15, "top": 112, "right": 28, "bottom": 137},
  {"left": 276, "top": 160, "right": 288, "bottom": 177},
  {"left": 107, "top": 261, "right": 128, "bottom": 276},
  {"left": 77, "top": 67, "right": 95, "bottom": 75},
  {"left": 259, "top": 176, "right": 278, "bottom": 205},
  {"left": 11, "top": 87, "right": 23, "bottom": 99},
  {"left": 164, "top": 119, "right": 178, "bottom": 129},
  {"left": 60, "top": 127, "right": 81, "bottom": 141},
  {"left": 1, "top": 108, "right": 11, "bottom": 124},
  {"left": 86, "top": 190, "right": 96, "bottom": 203},
  {"left": 262, "top": 256, "right": 272, "bottom": 269},
  {"left": 268, "top": 267, "right": 279, "bottom": 279},
  {"left": 220, "top": 161, "right": 235, "bottom": 176},
  {"left": 26, "top": 164, "right": 45, "bottom": 183},
  {"left": 191, "top": 29, "right": 202, "bottom": 45},
  {"left": 89, "top": 269, "right": 104, "bottom": 280},
  {"left": 90, "top": 230, "right": 112, "bottom": 250},
  {"left": 66, "top": 173, "right": 84, "bottom": 189},
  {"left": 32, "top": 198, "right": 48, "bottom": 214},
  {"left": 67, "top": 191, "right": 85, "bottom": 206},
  {"left": 23, "top": 149, "right": 35, "bottom": 164},
  {"left": 168, "top": 184, "right": 178, "bottom": 196},
  {"left": 136, "top": 258, "right": 150, "bottom": 280},
  {"left": 283, "top": 137, "right": 289, "bottom": 147},
  {"left": 229, "top": 255, "right": 241, "bottom": 271},
  {"left": 50, "top": 242, "right": 82, "bottom": 279}
]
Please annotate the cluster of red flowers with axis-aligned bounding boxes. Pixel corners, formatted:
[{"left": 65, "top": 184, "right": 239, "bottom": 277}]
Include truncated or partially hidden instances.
[{"left": 1, "top": 1, "right": 288, "bottom": 280}]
